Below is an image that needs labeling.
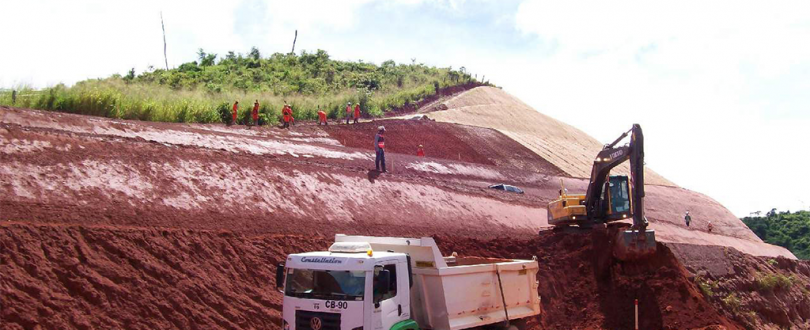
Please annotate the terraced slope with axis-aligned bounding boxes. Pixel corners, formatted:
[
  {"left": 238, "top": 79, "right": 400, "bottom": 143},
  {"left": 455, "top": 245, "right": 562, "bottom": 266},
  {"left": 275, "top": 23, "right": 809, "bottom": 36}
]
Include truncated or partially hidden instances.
[{"left": 425, "top": 86, "right": 676, "bottom": 186}]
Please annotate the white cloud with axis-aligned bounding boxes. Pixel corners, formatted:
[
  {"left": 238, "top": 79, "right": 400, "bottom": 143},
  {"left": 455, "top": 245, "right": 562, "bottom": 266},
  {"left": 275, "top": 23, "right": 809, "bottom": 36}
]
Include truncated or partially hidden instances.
[
  {"left": 508, "top": 0, "right": 810, "bottom": 215},
  {"left": 0, "top": 0, "right": 244, "bottom": 86}
]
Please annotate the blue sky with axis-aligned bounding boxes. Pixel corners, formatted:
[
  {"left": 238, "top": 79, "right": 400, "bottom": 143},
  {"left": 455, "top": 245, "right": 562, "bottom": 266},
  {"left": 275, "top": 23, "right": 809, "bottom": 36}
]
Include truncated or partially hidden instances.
[{"left": 2, "top": 0, "right": 809, "bottom": 216}]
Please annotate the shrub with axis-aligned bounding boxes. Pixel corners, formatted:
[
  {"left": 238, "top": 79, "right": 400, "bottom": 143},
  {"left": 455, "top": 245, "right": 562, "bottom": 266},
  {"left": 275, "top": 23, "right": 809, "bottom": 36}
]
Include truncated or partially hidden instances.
[
  {"left": 217, "top": 102, "right": 232, "bottom": 124},
  {"left": 695, "top": 276, "right": 717, "bottom": 297},
  {"left": 756, "top": 273, "right": 794, "bottom": 292},
  {"left": 721, "top": 293, "right": 741, "bottom": 312}
]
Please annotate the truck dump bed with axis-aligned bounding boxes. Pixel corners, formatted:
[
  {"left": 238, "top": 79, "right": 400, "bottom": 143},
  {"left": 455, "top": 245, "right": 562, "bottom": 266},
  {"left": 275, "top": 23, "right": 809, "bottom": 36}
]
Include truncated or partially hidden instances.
[{"left": 335, "top": 235, "right": 541, "bottom": 330}]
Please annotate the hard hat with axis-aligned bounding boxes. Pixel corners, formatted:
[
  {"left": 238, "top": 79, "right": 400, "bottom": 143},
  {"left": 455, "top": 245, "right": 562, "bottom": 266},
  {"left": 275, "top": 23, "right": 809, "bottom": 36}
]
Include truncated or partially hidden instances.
[
  {"left": 418, "top": 145, "right": 423, "bottom": 148},
  {"left": 378, "top": 126, "right": 385, "bottom": 131}
]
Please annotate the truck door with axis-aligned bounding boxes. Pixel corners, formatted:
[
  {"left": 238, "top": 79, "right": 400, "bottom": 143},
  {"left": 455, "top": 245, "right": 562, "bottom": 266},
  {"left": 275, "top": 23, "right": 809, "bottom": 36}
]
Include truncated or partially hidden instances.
[{"left": 374, "top": 261, "right": 407, "bottom": 330}]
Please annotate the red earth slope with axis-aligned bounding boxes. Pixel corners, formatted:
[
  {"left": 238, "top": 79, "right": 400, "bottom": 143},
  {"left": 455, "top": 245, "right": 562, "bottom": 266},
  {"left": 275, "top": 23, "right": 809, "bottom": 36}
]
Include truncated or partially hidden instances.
[
  {"left": 1, "top": 105, "right": 805, "bottom": 329},
  {"left": 0, "top": 106, "right": 794, "bottom": 256},
  {"left": 1, "top": 222, "right": 751, "bottom": 330}
]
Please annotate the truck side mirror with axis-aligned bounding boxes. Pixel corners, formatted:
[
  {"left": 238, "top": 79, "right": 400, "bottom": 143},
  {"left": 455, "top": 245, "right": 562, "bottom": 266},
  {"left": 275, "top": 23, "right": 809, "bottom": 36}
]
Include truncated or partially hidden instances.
[
  {"left": 373, "top": 269, "right": 391, "bottom": 304},
  {"left": 276, "top": 263, "right": 285, "bottom": 292}
]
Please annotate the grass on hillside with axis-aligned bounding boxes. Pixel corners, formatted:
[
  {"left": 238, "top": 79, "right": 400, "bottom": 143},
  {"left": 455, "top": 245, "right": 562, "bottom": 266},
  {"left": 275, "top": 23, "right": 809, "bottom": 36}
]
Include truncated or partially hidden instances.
[{"left": 0, "top": 49, "right": 478, "bottom": 124}]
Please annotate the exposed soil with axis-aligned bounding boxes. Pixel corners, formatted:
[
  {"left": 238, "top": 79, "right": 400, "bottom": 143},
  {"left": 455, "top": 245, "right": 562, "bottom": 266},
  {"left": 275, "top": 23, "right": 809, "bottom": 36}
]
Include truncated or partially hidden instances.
[
  {"left": 669, "top": 244, "right": 810, "bottom": 329},
  {"left": 3, "top": 222, "right": 771, "bottom": 330},
  {"left": 0, "top": 106, "right": 788, "bottom": 259},
  {"left": 424, "top": 86, "right": 675, "bottom": 186},
  {"left": 0, "top": 104, "right": 803, "bottom": 330},
  {"left": 323, "top": 119, "right": 566, "bottom": 176},
  {"left": 436, "top": 228, "right": 741, "bottom": 330},
  {"left": 382, "top": 82, "right": 486, "bottom": 118},
  {"left": 0, "top": 222, "right": 330, "bottom": 330}
]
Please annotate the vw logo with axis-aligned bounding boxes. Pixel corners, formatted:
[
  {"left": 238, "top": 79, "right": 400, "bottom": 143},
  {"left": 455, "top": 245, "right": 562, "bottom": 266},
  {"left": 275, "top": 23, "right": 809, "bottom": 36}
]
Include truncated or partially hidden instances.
[{"left": 310, "top": 317, "right": 322, "bottom": 330}]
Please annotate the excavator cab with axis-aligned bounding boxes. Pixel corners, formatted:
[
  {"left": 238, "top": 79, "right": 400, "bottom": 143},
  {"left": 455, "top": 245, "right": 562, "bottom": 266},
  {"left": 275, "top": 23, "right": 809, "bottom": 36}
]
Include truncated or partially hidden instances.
[{"left": 606, "top": 176, "right": 631, "bottom": 219}]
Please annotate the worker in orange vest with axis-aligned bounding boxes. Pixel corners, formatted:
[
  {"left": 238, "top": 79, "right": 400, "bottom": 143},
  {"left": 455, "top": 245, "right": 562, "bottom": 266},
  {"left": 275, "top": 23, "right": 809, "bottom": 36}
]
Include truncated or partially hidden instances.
[
  {"left": 282, "top": 104, "right": 291, "bottom": 129},
  {"left": 345, "top": 102, "right": 352, "bottom": 124},
  {"left": 317, "top": 106, "right": 328, "bottom": 126},
  {"left": 354, "top": 103, "right": 361, "bottom": 124},
  {"left": 252, "top": 100, "right": 260, "bottom": 127},
  {"left": 417, "top": 145, "right": 425, "bottom": 157},
  {"left": 231, "top": 101, "right": 239, "bottom": 125}
]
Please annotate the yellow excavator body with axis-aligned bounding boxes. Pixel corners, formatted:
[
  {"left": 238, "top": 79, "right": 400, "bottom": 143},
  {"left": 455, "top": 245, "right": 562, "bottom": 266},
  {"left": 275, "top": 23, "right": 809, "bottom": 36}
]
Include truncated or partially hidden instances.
[{"left": 547, "top": 193, "right": 586, "bottom": 226}]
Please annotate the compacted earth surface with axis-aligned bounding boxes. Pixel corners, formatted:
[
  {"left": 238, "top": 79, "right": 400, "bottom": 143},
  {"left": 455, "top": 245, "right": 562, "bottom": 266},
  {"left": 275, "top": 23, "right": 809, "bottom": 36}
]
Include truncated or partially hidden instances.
[{"left": 1, "top": 102, "right": 808, "bottom": 329}]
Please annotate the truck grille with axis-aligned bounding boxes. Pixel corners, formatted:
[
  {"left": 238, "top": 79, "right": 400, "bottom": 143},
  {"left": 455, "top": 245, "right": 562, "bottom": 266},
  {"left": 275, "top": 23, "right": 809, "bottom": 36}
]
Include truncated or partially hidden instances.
[{"left": 296, "top": 311, "right": 341, "bottom": 330}]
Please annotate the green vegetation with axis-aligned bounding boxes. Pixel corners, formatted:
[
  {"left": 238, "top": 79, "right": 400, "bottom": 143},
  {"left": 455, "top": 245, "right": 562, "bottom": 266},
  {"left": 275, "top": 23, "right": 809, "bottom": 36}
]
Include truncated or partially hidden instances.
[
  {"left": 0, "top": 48, "right": 477, "bottom": 124},
  {"left": 721, "top": 293, "right": 741, "bottom": 312},
  {"left": 695, "top": 276, "right": 717, "bottom": 297},
  {"left": 755, "top": 272, "right": 794, "bottom": 292},
  {"left": 742, "top": 210, "right": 810, "bottom": 260}
]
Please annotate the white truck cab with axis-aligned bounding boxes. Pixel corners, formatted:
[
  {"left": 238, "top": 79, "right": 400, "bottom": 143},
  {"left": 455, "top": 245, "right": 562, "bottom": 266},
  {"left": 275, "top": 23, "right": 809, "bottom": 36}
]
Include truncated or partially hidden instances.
[{"left": 276, "top": 235, "right": 540, "bottom": 330}]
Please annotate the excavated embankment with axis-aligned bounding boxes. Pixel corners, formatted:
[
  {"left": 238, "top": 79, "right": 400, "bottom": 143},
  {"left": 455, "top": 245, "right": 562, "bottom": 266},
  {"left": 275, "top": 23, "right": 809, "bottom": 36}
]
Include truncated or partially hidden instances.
[
  {"left": 0, "top": 222, "right": 756, "bottom": 330},
  {"left": 1, "top": 103, "right": 806, "bottom": 329}
]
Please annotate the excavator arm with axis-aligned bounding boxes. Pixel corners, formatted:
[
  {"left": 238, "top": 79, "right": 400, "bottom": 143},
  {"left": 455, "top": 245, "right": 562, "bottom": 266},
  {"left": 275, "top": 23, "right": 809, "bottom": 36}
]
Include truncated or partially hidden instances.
[{"left": 583, "top": 124, "right": 648, "bottom": 231}]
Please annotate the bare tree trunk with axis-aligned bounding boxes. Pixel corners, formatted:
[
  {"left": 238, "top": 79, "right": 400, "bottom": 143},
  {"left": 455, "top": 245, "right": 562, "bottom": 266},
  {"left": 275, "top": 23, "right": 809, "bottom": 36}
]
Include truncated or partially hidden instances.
[
  {"left": 161, "top": 12, "right": 168, "bottom": 70},
  {"left": 290, "top": 30, "right": 298, "bottom": 54}
]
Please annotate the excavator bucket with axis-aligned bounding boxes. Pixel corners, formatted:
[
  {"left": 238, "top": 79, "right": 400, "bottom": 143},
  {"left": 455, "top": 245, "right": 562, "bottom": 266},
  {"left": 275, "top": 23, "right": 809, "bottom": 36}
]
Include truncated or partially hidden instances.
[{"left": 613, "top": 229, "right": 657, "bottom": 261}]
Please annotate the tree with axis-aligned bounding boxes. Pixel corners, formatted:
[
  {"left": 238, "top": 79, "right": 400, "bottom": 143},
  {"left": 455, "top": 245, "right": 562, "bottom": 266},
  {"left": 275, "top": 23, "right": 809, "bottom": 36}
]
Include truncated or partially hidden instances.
[
  {"left": 743, "top": 210, "right": 810, "bottom": 259},
  {"left": 197, "top": 49, "right": 207, "bottom": 63},
  {"left": 124, "top": 68, "right": 135, "bottom": 81},
  {"left": 249, "top": 47, "right": 261, "bottom": 61}
]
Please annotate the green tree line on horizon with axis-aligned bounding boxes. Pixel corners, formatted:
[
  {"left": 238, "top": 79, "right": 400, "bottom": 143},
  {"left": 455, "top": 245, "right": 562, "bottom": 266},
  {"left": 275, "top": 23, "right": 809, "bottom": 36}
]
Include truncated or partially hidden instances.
[
  {"left": 742, "top": 209, "right": 810, "bottom": 260},
  {"left": 0, "top": 48, "right": 480, "bottom": 124}
]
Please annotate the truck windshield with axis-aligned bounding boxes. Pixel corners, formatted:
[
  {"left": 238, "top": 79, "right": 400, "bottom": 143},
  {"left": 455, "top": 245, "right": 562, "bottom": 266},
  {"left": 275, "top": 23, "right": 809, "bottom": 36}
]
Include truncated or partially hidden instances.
[{"left": 285, "top": 269, "right": 366, "bottom": 301}]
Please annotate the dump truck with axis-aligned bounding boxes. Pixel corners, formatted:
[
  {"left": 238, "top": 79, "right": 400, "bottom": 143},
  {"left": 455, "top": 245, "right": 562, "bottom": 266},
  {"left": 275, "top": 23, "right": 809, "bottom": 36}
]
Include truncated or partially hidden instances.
[
  {"left": 547, "top": 124, "right": 656, "bottom": 260},
  {"left": 276, "top": 235, "right": 540, "bottom": 330}
]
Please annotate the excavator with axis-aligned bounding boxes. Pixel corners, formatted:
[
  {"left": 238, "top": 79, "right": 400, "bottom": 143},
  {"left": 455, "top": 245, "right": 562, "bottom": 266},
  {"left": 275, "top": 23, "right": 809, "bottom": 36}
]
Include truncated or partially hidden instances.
[{"left": 547, "top": 124, "right": 656, "bottom": 260}]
